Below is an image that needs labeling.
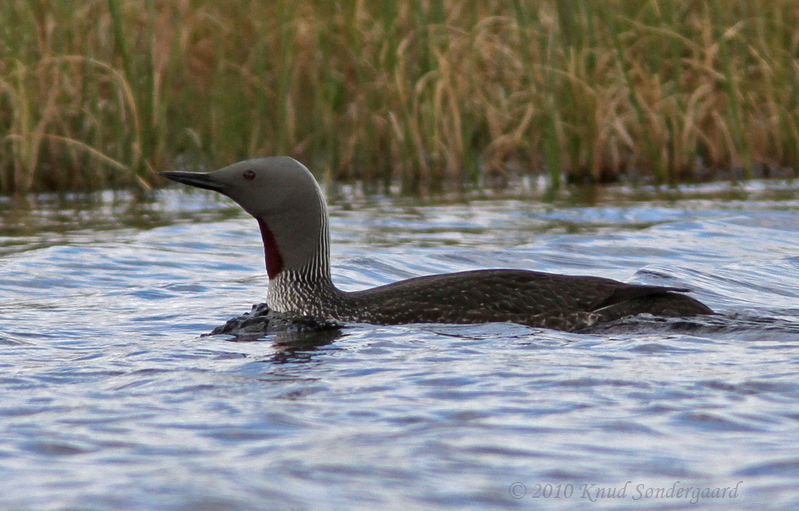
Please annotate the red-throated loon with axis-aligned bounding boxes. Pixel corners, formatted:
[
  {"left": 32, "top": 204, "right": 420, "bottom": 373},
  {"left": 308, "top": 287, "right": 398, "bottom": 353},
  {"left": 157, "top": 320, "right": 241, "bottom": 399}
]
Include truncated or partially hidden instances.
[{"left": 161, "top": 157, "right": 712, "bottom": 332}]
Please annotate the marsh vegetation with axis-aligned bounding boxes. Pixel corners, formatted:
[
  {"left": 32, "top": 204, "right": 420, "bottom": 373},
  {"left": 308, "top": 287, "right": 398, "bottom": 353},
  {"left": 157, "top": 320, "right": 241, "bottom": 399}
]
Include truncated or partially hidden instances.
[{"left": 2, "top": 0, "right": 798, "bottom": 193}]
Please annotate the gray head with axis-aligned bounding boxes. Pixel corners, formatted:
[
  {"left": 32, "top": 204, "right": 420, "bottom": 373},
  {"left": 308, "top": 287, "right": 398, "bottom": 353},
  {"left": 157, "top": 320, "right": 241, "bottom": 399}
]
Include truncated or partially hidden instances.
[{"left": 161, "top": 157, "right": 329, "bottom": 279}]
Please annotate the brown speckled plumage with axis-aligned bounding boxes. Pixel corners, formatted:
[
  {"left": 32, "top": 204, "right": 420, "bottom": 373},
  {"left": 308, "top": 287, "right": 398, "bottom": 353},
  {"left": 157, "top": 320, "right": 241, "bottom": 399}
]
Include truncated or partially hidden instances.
[{"left": 331, "top": 269, "right": 711, "bottom": 331}]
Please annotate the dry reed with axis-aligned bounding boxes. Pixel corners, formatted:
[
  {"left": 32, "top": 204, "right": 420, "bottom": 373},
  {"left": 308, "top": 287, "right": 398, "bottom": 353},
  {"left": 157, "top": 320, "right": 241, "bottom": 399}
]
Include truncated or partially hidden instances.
[{"left": 1, "top": 0, "right": 798, "bottom": 194}]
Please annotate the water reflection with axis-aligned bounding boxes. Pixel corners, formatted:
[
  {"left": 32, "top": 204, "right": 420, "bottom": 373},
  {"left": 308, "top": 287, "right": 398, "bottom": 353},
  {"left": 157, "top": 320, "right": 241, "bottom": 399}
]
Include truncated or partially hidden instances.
[{"left": 217, "top": 324, "right": 343, "bottom": 360}]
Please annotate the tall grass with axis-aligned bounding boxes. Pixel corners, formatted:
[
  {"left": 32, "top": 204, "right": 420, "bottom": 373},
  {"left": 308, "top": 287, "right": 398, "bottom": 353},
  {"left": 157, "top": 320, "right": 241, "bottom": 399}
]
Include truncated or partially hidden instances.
[{"left": 1, "top": 0, "right": 798, "bottom": 194}]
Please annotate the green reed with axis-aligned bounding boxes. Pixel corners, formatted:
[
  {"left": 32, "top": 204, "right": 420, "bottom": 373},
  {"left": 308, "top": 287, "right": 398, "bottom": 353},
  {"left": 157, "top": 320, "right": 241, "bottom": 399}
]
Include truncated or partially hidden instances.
[{"left": 1, "top": 0, "right": 797, "bottom": 194}]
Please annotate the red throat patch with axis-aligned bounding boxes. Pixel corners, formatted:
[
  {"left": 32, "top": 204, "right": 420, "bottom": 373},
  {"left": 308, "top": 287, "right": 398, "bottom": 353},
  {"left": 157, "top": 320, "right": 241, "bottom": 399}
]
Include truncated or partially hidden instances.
[{"left": 257, "top": 218, "right": 284, "bottom": 279}]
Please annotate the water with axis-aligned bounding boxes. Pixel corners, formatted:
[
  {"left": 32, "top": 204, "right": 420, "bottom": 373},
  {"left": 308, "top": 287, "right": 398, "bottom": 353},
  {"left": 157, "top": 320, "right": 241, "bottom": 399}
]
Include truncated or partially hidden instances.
[{"left": 2, "top": 181, "right": 799, "bottom": 510}]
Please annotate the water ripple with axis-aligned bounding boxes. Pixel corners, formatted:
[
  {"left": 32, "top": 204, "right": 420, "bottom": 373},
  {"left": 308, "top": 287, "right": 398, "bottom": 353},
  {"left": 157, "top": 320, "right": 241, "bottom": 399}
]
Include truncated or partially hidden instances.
[{"left": 1, "top": 186, "right": 799, "bottom": 509}]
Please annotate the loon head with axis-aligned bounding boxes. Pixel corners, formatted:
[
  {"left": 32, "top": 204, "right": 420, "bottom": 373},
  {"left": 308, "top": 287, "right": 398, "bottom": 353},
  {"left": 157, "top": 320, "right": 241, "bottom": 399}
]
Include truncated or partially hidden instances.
[{"left": 161, "top": 157, "right": 329, "bottom": 279}]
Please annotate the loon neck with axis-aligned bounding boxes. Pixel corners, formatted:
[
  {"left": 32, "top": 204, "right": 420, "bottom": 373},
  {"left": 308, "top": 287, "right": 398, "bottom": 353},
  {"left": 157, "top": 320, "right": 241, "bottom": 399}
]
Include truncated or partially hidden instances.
[
  {"left": 261, "top": 205, "right": 338, "bottom": 315},
  {"left": 257, "top": 219, "right": 284, "bottom": 279}
]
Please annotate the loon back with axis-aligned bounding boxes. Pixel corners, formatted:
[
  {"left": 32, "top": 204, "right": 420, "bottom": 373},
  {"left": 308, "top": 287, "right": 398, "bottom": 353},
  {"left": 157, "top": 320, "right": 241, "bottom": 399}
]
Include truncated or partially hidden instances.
[{"left": 337, "top": 269, "right": 712, "bottom": 331}]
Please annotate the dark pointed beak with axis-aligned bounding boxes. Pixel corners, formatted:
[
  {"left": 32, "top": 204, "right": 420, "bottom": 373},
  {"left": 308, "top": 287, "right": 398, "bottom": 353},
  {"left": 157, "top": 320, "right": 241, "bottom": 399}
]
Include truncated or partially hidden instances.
[{"left": 159, "top": 171, "right": 228, "bottom": 193}]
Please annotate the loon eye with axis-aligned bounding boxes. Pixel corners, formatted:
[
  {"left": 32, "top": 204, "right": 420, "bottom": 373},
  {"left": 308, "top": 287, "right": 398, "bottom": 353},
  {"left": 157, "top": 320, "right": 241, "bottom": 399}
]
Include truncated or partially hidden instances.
[{"left": 243, "top": 169, "right": 256, "bottom": 181}]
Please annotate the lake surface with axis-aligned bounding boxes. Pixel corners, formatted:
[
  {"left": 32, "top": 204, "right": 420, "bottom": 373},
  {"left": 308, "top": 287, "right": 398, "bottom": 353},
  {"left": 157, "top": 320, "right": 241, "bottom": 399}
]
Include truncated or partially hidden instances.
[{"left": 2, "top": 180, "right": 799, "bottom": 510}]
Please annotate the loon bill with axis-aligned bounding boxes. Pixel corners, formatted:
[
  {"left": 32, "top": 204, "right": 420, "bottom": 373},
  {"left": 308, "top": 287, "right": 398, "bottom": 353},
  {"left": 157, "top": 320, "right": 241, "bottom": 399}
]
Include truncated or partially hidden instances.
[{"left": 160, "top": 157, "right": 713, "bottom": 332}]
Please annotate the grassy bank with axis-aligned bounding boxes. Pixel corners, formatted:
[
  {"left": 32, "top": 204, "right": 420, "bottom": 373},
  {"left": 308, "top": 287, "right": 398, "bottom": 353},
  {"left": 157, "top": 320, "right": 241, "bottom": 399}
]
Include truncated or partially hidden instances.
[{"left": 1, "top": 0, "right": 798, "bottom": 194}]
